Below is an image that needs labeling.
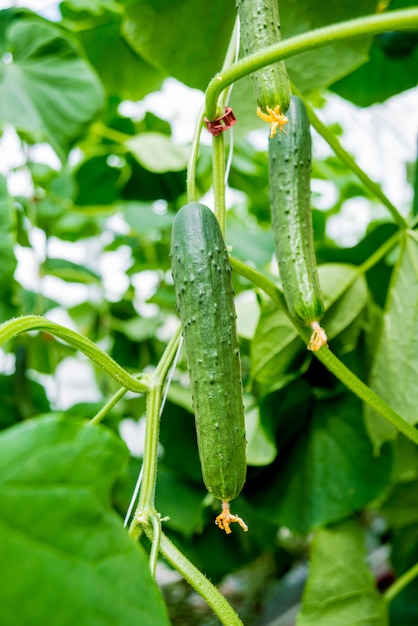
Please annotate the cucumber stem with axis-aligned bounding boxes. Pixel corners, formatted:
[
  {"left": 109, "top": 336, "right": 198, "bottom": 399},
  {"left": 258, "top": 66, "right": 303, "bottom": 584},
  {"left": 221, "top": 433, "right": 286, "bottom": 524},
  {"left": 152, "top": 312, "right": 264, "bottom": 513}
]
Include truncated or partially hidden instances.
[
  {"left": 384, "top": 561, "right": 418, "bottom": 603},
  {"left": 212, "top": 132, "right": 227, "bottom": 234},
  {"left": 129, "top": 326, "right": 182, "bottom": 534},
  {"left": 0, "top": 315, "right": 149, "bottom": 393},
  {"left": 205, "top": 8, "right": 418, "bottom": 120},
  {"left": 151, "top": 530, "right": 245, "bottom": 626},
  {"left": 230, "top": 256, "right": 418, "bottom": 447}
]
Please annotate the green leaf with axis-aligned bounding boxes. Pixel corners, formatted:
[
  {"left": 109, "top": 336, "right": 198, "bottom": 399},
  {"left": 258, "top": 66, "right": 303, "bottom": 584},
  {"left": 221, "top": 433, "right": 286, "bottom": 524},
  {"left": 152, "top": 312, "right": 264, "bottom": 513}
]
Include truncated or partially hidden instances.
[
  {"left": 380, "top": 480, "right": 418, "bottom": 529},
  {"left": 365, "top": 232, "right": 418, "bottom": 451},
  {"left": 61, "top": 0, "right": 121, "bottom": 16},
  {"left": 42, "top": 257, "right": 101, "bottom": 283},
  {"left": 0, "top": 13, "right": 105, "bottom": 156},
  {"left": 245, "top": 402, "right": 277, "bottom": 466},
  {"left": 155, "top": 466, "right": 206, "bottom": 537},
  {"left": 251, "top": 394, "right": 392, "bottom": 534},
  {"left": 0, "top": 416, "right": 170, "bottom": 626},
  {"left": 68, "top": 7, "right": 164, "bottom": 100},
  {"left": 296, "top": 520, "right": 388, "bottom": 626},
  {"left": 282, "top": 0, "right": 379, "bottom": 93},
  {"left": 126, "top": 132, "right": 189, "bottom": 173},
  {"left": 331, "top": 0, "right": 418, "bottom": 105},
  {"left": 251, "top": 264, "right": 368, "bottom": 388},
  {"left": 121, "top": 0, "right": 236, "bottom": 90}
]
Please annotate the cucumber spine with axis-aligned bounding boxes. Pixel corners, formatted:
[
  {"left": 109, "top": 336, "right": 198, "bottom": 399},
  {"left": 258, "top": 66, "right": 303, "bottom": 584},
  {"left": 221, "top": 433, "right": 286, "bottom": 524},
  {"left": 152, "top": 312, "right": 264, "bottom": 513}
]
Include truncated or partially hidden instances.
[
  {"left": 269, "top": 97, "right": 327, "bottom": 351},
  {"left": 171, "top": 203, "right": 247, "bottom": 529}
]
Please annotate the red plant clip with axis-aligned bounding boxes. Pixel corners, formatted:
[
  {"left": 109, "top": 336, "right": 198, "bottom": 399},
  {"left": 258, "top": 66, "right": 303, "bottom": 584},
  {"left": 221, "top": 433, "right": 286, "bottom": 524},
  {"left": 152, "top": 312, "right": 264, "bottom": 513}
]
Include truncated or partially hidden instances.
[{"left": 204, "top": 107, "right": 237, "bottom": 136}]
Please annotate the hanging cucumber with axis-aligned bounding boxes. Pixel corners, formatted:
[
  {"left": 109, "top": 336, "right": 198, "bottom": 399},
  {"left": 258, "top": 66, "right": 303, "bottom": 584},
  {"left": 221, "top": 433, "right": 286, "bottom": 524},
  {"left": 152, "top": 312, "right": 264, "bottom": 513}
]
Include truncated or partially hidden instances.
[
  {"left": 269, "top": 96, "right": 327, "bottom": 351},
  {"left": 171, "top": 203, "right": 247, "bottom": 534},
  {"left": 236, "top": 0, "right": 291, "bottom": 136}
]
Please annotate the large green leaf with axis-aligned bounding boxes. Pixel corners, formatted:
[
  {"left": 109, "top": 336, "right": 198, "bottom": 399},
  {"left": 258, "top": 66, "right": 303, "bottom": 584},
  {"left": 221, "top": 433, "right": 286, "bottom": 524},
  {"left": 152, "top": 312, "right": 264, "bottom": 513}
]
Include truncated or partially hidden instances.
[
  {"left": 121, "top": 0, "right": 236, "bottom": 90},
  {"left": 250, "top": 394, "right": 392, "bottom": 534},
  {"left": 331, "top": 0, "right": 418, "bottom": 105},
  {"left": 251, "top": 264, "right": 368, "bottom": 389},
  {"left": 365, "top": 231, "right": 418, "bottom": 451},
  {"left": 0, "top": 416, "right": 170, "bottom": 626},
  {"left": 0, "top": 11, "right": 104, "bottom": 156},
  {"left": 282, "top": 0, "right": 379, "bottom": 93},
  {"left": 296, "top": 520, "right": 388, "bottom": 626},
  {"left": 62, "top": 5, "right": 164, "bottom": 99}
]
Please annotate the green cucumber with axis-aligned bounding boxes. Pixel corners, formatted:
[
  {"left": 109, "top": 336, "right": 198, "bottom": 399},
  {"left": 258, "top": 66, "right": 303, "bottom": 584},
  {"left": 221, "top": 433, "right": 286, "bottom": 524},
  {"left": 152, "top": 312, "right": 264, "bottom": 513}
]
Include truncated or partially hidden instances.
[
  {"left": 236, "top": 0, "right": 291, "bottom": 116},
  {"left": 269, "top": 96, "right": 327, "bottom": 351},
  {"left": 171, "top": 203, "right": 247, "bottom": 533}
]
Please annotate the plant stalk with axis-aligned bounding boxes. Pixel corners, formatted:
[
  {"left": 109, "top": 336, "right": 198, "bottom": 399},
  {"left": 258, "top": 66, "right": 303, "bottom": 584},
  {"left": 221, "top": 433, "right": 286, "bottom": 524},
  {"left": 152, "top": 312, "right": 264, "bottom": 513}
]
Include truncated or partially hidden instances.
[
  {"left": 205, "top": 8, "right": 418, "bottom": 120},
  {"left": 0, "top": 315, "right": 149, "bottom": 393},
  {"left": 385, "top": 562, "right": 418, "bottom": 603},
  {"left": 148, "top": 529, "right": 245, "bottom": 626},
  {"left": 230, "top": 257, "right": 418, "bottom": 447}
]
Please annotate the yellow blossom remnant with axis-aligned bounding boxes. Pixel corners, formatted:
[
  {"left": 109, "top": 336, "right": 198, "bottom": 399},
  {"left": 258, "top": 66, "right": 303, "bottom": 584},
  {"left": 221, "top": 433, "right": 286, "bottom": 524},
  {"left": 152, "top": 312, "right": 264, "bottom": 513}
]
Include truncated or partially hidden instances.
[
  {"left": 307, "top": 321, "right": 328, "bottom": 352},
  {"left": 257, "top": 105, "right": 288, "bottom": 138},
  {"left": 215, "top": 500, "right": 248, "bottom": 535}
]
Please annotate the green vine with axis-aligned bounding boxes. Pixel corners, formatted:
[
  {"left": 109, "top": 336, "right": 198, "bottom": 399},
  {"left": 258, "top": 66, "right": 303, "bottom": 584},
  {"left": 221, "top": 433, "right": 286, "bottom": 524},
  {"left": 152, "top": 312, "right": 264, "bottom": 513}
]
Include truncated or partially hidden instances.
[
  {"left": 229, "top": 257, "right": 418, "bottom": 447},
  {"left": 0, "top": 315, "right": 149, "bottom": 393},
  {"left": 291, "top": 85, "right": 408, "bottom": 230},
  {"left": 205, "top": 8, "right": 418, "bottom": 120}
]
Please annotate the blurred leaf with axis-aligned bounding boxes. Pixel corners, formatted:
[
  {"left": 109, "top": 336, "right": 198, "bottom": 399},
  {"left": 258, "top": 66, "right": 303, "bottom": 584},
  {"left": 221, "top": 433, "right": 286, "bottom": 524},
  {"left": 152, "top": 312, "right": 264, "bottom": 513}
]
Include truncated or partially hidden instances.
[
  {"left": 0, "top": 373, "right": 50, "bottom": 430},
  {"left": 61, "top": 0, "right": 120, "bottom": 14},
  {"left": 64, "top": 6, "right": 164, "bottom": 100},
  {"left": 121, "top": 0, "right": 236, "bottom": 90},
  {"left": 245, "top": 402, "right": 277, "bottom": 466},
  {"left": 42, "top": 257, "right": 101, "bottom": 283},
  {"left": 380, "top": 480, "right": 418, "bottom": 529},
  {"left": 251, "top": 300, "right": 305, "bottom": 389},
  {"left": 155, "top": 466, "right": 206, "bottom": 537},
  {"left": 331, "top": 0, "right": 418, "bottom": 105},
  {"left": 120, "top": 202, "right": 174, "bottom": 236},
  {"left": 159, "top": 400, "right": 202, "bottom": 484},
  {"left": 297, "top": 520, "right": 388, "bottom": 626},
  {"left": 126, "top": 132, "right": 189, "bottom": 173},
  {"left": 122, "top": 154, "right": 187, "bottom": 203},
  {"left": 110, "top": 315, "right": 163, "bottom": 342},
  {"left": 0, "top": 12, "right": 105, "bottom": 157},
  {"left": 74, "top": 154, "right": 130, "bottom": 206},
  {"left": 282, "top": 0, "right": 379, "bottom": 92},
  {"left": 365, "top": 231, "right": 418, "bottom": 451},
  {"left": 0, "top": 416, "right": 170, "bottom": 626},
  {"left": 250, "top": 394, "right": 392, "bottom": 534},
  {"left": 251, "top": 264, "right": 368, "bottom": 389}
]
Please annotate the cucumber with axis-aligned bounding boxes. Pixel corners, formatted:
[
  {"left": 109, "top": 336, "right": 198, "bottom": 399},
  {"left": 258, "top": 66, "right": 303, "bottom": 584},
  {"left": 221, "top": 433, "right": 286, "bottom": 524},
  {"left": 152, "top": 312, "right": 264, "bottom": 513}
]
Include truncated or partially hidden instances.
[
  {"left": 171, "top": 203, "right": 247, "bottom": 533},
  {"left": 269, "top": 96, "right": 327, "bottom": 351},
  {"left": 236, "top": 0, "right": 291, "bottom": 118}
]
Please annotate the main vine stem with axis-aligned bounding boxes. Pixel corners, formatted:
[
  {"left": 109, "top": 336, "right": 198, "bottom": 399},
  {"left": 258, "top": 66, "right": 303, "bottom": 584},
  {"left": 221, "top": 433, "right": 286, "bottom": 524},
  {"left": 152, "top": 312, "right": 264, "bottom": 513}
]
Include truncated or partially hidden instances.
[{"left": 205, "top": 8, "right": 418, "bottom": 121}]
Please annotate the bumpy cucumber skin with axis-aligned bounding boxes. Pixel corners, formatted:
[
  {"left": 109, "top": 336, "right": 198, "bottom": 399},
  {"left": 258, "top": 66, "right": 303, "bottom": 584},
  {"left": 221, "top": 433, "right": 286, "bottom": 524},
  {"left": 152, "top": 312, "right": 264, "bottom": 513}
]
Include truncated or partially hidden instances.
[
  {"left": 269, "top": 96, "right": 324, "bottom": 325},
  {"left": 171, "top": 203, "right": 246, "bottom": 503},
  {"left": 236, "top": 0, "right": 291, "bottom": 114}
]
